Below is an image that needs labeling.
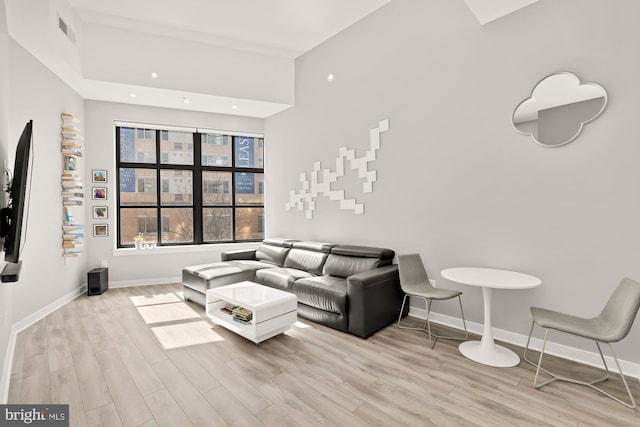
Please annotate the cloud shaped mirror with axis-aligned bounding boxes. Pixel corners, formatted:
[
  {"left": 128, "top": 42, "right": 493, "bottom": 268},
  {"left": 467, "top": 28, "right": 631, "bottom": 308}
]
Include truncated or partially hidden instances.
[{"left": 512, "top": 72, "right": 607, "bottom": 147}]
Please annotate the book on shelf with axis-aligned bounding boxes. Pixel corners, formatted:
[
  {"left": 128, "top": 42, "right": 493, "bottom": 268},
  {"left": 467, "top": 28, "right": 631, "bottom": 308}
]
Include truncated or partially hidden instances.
[
  {"left": 62, "top": 181, "right": 83, "bottom": 188},
  {"left": 221, "top": 303, "right": 239, "bottom": 315},
  {"left": 62, "top": 132, "right": 83, "bottom": 140},
  {"left": 62, "top": 125, "right": 80, "bottom": 133},
  {"left": 231, "top": 306, "right": 253, "bottom": 322},
  {"left": 62, "top": 191, "right": 84, "bottom": 198},
  {"left": 64, "top": 208, "right": 75, "bottom": 224},
  {"left": 61, "top": 128, "right": 81, "bottom": 135},
  {"left": 232, "top": 307, "right": 252, "bottom": 316},
  {"left": 63, "top": 248, "right": 84, "bottom": 255},
  {"left": 62, "top": 224, "right": 84, "bottom": 231},
  {"left": 61, "top": 113, "right": 80, "bottom": 123},
  {"left": 61, "top": 149, "right": 83, "bottom": 157},
  {"left": 63, "top": 241, "right": 83, "bottom": 248},
  {"left": 63, "top": 234, "right": 84, "bottom": 240},
  {"left": 61, "top": 141, "right": 82, "bottom": 148}
]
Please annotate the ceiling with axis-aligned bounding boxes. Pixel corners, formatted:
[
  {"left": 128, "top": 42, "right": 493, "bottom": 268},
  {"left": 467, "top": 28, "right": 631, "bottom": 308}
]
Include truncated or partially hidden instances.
[
  {"left": 5, "top": 0, "right": 541, "bottom": 118},
  {"left": 67, "top": 0, "right": 394, "bottom": 59}
]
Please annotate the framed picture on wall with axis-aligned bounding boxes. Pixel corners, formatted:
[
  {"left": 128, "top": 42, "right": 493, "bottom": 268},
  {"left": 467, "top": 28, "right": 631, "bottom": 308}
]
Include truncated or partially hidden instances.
[
  {"left": 93, "top": 224, "right": 108, "bottom": 237},
  {"left": 92, "top": 170, "right": 107, "bottom": 183},
  {"left": 93, "top": 206, "right": 108, "bottom": 219},
  {"left": 92, "top": 187, "right": 107, "bottom": 200}
]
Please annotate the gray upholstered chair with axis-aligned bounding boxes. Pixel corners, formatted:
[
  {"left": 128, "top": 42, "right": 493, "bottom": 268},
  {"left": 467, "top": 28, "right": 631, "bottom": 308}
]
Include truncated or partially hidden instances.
[
  {"left": 524, "top": 277, "right": 640, "bottom": 409},
  {"left": 396, "top": 253, "right": 468, "bottom": 348}
]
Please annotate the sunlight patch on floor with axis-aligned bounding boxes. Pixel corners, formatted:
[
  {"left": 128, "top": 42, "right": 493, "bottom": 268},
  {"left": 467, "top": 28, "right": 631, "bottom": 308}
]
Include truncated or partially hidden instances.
[
  {"left": 151, "top": 321, "right": 224, "bottom": 349},
  {"left": 129, "top": 292, "right": 182, "bottom": 307},
  {"left": 293, "top": 321, "right": 312, "bottom": 329},
  {"left": 136, "top": 302, "right": 200, "bottom": 324}
]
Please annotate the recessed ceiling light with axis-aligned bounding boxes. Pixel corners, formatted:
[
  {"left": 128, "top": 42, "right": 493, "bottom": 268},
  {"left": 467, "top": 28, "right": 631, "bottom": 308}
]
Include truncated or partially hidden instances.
[
  {"left": 183, "top": 97, "right": 190, "bottom": 104},
  {"left": 231, "top": 105, "right": 238, "bottom": 110},
  {"left": 129, "top": 93, "right": 137, "bottom": 98},
  {"left": 327, "top": 73, "right": 334, "bottom": 82},
  {"left": 151, "top": 72, "right": 158, "bottom": 79}
]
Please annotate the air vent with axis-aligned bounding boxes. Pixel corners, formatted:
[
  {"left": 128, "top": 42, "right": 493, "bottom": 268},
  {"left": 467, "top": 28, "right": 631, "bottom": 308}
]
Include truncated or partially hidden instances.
[{"left": 58, "top": 16, "right": 76, "bottom": 44}]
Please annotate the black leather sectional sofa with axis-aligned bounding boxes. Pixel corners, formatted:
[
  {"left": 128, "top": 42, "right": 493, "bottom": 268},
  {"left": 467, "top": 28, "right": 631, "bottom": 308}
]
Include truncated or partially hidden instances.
[{"left": 182, "top": 238, "right": 406, "bottom": 338}]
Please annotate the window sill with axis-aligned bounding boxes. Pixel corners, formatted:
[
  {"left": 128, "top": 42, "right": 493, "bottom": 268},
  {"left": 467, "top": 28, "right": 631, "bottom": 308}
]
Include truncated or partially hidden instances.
[{"left": 112, "top": 242, "right": 260, "bottom": 257}]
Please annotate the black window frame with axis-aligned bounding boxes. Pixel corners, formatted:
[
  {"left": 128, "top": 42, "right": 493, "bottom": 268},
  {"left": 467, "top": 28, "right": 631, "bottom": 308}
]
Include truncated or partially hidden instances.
[{"left": 116, "top": 126, "right": 265, "bottom": 248}]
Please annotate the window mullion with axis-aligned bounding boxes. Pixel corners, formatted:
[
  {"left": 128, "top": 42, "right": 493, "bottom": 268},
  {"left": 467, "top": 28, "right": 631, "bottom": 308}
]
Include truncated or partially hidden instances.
[{"left": 193, "top": 133, "right": 203, "bottom": 244}]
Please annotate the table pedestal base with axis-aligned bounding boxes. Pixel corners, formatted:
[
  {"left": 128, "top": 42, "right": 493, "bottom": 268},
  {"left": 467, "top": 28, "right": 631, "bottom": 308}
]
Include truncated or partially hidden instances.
[{"left": 459, "top": 340, "right": 520, "bottom": 368}]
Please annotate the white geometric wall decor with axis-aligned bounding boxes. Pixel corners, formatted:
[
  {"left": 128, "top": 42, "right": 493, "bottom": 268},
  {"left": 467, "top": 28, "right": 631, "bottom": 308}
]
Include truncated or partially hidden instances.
[{"left": 285, "top": 119, "right": 390, "bottom": 219}]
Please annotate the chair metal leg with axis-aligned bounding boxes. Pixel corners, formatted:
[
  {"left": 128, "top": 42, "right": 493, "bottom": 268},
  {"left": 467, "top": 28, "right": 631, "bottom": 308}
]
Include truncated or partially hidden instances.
[
  {"left": 426, "top": 299, "right": 434, "bottom": 348},
  {"left": 523, "top": 321, "right": 536, "bottom": 367},
  {"left": 398, "top": 295, "right": 428, "bottom": 331},
  {"left": 524, "top": 323, "right": 637, "bottom": 409},
  {"left": 457, "top": 295, "right": 469, "bottom": 340},
  {"left": 396, "top": 294, "right": 409, "bottom": 328},
  {"left": 397, "top": 294, "right": 468, "bottom": 349}
]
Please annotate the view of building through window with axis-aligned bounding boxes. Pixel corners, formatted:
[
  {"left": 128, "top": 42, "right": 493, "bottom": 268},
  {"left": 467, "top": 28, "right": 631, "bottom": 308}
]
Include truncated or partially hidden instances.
[{"left": 116, "top": 126, "right": 264, "bottom": 247}]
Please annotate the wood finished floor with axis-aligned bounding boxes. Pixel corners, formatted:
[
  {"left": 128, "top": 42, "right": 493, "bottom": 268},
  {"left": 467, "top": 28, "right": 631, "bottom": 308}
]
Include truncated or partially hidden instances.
[{"left": 8, "top": 283, "right": 640, "bottom": 426}]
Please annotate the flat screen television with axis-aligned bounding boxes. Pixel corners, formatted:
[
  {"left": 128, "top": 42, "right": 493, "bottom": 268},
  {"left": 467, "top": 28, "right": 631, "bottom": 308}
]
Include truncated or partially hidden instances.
[{"left": 0, "top": 120, "right": 33, "bottom": 282}]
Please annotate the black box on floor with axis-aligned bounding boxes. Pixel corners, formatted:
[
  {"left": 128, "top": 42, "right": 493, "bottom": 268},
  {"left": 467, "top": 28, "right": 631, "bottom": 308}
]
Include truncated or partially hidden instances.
[{"left": 88, "top": 267, "right": 108, "bottom": 296}]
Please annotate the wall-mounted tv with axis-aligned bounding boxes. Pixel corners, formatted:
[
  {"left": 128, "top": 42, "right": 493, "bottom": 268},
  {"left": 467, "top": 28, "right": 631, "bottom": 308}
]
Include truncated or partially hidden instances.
[{"left": 0, "top": 120, "right": 33, "bottom": 282}]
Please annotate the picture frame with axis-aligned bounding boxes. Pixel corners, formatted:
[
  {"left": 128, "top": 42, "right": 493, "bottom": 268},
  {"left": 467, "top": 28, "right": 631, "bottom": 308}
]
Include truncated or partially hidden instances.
[
  {"left": 93, "top": 206, "right": 108, "bottom": 219},
  {"left": 92, "top": 187, "right": 107, "bottom": 200},
  {"left": 64, "top": 156, "right": 77, "bottom": 172},
  {"left": 93, "top": 224, "right": 108, "bottom": 237},
  {"left": 92, "top": 170, "right": 107, "bottom": 183}
]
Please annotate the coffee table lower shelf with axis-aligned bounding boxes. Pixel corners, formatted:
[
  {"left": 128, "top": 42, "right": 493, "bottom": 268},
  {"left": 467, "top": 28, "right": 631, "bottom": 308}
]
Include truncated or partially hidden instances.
[{"left": 205, "top": 282, "right": 297, "bottom": 344}]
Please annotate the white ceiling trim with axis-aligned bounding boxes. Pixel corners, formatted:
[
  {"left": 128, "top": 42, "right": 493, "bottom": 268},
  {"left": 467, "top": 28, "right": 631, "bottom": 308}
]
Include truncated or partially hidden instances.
[
  {"left": 75, "top": 8, "right": 298, "bottom": 59},
  {"left": 80, "top": 79, "right": 292, "bottom": 119}
]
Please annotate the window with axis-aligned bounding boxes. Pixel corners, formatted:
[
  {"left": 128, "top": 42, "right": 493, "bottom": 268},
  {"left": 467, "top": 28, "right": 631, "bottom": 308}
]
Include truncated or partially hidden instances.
[{"left": 116, "top": 126, "right": 264, "bottom": 247}]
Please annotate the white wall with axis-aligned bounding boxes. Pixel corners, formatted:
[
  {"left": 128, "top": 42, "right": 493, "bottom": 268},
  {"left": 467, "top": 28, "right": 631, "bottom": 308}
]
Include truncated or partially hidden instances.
[
  {"left": 7, "top": 38, "right": 87, "bottom": 322},
  {"left": 83, "top": 100, "right": 264, "bottom": 284},
  {"left": 0, "top": 0, "right": 13, "bottom": 399},
  {"left": 265, "top": 0, "right": 640, "bottom": 363},
  {"left": 0, "top": 32, "right": 86, "bottom": 398}
]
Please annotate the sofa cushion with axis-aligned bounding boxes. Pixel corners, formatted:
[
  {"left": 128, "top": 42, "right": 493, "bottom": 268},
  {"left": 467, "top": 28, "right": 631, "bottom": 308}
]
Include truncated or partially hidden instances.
[
  {"left": 291, "top": 241, "right": 336, "bottom": 253},
  {"left": 331, "top": 245, "right": 395, "bottom": 266},
  {"left": 182, "top": 260, "right": 270, "bottom": 294},
  {"left": 293, "top": 275, "right": 348, "bottom": 315},
  {"left": 255, "top": 244, "right": 290, "bottom": 266},
  {"left": 263, "top": 238, "right": 298, "bottom": 248},
  {"left": 256, "top": 267, "right": 314, "bottom": 291},
  {"left": 183, "top": 260, "right": 270, "bottom": 280},
  {"left": 284, "top": 248, "right": 329, "bottom": 275},
  {"left": 322, "top": 254, "right": 382, "bottom": 278}
]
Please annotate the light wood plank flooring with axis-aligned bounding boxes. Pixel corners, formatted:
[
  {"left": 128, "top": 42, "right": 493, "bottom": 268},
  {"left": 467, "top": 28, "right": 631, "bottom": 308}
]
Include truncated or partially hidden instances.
[{"left": 8, "top": 283, "right": 640, "bottom": 426}]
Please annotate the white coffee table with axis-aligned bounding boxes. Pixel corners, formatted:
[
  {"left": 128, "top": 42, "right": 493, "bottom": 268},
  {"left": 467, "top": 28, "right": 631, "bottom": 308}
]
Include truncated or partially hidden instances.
[
  {"left": 441, "top": 267, "right": 541, "bottom": 367},
  {"left": 205, "top": 281, "right": 297, "bottom": 344}
]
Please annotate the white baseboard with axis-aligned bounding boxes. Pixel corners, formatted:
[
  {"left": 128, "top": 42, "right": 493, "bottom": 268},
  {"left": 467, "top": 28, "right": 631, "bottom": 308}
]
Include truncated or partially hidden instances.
[
  {"left": 408, "top": 307, "right": 640, "bottom": 380},
  {"left": 108, "top": 276, "right": 181, "bottom": 289},
  {"left": 1, "top": 283, "right": 88, "bottom": 403}
]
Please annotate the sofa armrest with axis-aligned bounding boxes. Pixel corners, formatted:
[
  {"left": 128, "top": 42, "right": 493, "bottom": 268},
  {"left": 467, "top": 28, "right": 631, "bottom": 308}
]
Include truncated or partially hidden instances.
[
  {"left": 221, "top": 249, "right": 257, "bottom": 261},
  {"left": 346, "top": 265, "right": 405, "bottom": 338}
]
